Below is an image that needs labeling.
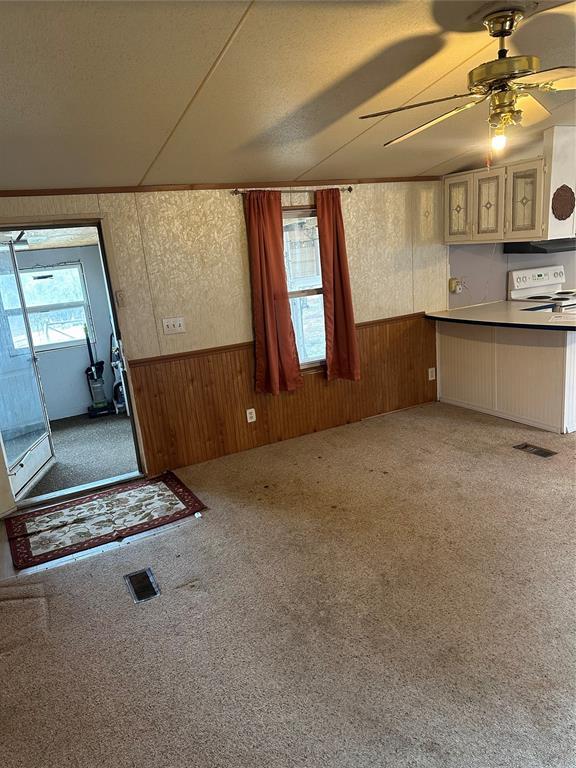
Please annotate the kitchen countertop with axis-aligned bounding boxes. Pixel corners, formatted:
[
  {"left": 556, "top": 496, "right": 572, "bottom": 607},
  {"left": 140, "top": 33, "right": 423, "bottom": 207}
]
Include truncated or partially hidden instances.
[{"left": 426, "top": 301, "right": 576, "bottom": 331}]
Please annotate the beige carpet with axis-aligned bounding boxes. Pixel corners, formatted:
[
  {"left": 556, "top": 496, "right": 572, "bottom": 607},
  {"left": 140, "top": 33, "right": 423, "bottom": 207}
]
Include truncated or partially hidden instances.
[{"left": 0, "top": 403, "right": 574, "bottom": 768}]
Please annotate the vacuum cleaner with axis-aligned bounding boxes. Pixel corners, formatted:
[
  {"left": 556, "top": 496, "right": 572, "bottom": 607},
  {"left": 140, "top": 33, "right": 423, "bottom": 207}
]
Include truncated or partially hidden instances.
[
  {"left": 110, "top": 332, "right": 127, "bottom": 415},
  {"left": 84, "top": 325, "right": 113, "bottom": 417}
]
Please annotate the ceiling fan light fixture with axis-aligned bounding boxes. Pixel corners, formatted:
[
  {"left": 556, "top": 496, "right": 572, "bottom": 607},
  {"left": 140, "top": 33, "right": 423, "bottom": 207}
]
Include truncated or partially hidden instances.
[{"left": 491, "top": 130, "right": 508, "bottom": 151}]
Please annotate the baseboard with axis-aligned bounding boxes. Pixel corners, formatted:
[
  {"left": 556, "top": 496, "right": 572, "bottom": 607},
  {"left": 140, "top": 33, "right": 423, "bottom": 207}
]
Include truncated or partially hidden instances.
[{"left": 439, "top": 397, "right": 562, "bottom": 434}]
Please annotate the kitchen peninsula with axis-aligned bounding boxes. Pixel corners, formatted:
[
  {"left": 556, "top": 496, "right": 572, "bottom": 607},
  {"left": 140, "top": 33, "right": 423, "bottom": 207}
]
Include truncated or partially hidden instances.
[{"left": 426, "top": 302, "right": 576, "bottom": 434}]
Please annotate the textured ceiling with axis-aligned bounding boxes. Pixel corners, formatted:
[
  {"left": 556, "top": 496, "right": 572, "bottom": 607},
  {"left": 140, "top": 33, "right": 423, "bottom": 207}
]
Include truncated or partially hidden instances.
[{"left": 0, "top": 0, "right": 574, "bottom": 190}]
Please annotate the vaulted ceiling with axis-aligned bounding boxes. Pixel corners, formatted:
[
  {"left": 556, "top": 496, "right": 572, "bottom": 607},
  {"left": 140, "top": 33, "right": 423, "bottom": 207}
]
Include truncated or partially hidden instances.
[{"left": 1, "top": 0, "right": 575, "bottom": 190}]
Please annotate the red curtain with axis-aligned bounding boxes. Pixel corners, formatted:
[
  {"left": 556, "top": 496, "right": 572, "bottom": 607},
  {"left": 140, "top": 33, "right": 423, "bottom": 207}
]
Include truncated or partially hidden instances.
[
  {"left": 243, "top": 190, "right": 303, "bottom": 395},
  {"left": 316, "top": 188, "right": 360, "bottom": 381}
]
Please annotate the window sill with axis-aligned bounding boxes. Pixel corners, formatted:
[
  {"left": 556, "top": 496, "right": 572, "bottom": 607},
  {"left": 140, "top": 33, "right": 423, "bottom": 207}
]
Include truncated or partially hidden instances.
[{"left": 300, "top": 361, "right": 326, "bottom": 374}]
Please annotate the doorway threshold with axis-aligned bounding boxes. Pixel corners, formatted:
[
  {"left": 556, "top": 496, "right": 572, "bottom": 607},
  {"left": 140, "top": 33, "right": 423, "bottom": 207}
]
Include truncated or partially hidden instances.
[{"left": 16, "top": 470, "right": 144, "bottom": 510}]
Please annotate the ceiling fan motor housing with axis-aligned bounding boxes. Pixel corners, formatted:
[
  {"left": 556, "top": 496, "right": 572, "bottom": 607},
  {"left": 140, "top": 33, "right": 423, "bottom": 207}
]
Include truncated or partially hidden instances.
[{"left": 468, "top": 54, "right": 540, "bottom": 93}]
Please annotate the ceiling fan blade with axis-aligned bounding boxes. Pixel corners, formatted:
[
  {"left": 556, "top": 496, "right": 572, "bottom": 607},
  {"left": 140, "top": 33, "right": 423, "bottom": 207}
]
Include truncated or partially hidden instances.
[
  {"left": 359, "top": 93, "right": 477, "bottom": 120},
  {"left": 517, "top": 93, "right": 552, "bottom": 127},
  {"left": 551, "top": 77, "right": 576, "bottom": 91},
  {"left": 539, "top": 75, "right": 576, "bottom": 91},
  {"left": 512, "top": 66, "right": 576, "bottom": 89},
  {"left": 382, "top": 96, "right": 487, "bottom": 148}
]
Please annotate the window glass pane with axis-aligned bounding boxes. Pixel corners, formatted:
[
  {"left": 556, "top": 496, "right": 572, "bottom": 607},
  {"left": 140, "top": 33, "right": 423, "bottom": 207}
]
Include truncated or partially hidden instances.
[
  {"left": 283, "top": 214, "right": 322, "bottom": 292},
  {"left": 10, "top": 306, "right": 89, "bottom": 348},
  {"left": 6, "top": 314, "right": 28, "bottom": 350},
  {"left": 20, "top": 266, "right": 85, "bottom": 307},
  {"left": 289, "top": 294, "right": 326, "bottom": 364},
  {"left": 0, "top": 273, "right": 21, "bottom": 311}
]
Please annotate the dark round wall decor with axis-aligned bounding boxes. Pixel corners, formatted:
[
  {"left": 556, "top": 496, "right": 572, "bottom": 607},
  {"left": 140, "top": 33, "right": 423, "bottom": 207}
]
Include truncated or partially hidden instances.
[{"left": 551, "top": 184, "right": 575, "bottom": 221}]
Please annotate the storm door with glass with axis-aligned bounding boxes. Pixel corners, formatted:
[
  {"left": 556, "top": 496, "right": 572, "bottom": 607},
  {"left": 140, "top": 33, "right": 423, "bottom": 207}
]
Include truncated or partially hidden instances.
[{"left": 0, "top": 240, "right": 53, "bottom": 498}]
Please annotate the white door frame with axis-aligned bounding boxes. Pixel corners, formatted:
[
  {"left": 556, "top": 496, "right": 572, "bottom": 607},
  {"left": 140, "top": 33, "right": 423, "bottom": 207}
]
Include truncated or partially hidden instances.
[{"left": 0, "top": 214, "right": 146, "bottom": 514}]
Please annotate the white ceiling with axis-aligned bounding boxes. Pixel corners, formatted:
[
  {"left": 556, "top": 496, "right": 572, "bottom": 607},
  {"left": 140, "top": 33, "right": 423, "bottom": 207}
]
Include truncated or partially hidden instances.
[{"left": 0, "top": 0, "right": 574, "bottom": 190}]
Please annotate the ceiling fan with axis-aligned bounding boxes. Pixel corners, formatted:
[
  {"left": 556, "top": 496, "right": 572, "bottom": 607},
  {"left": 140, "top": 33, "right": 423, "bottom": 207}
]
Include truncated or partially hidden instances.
[{"left": 359, "top": 6, "right": 576, "bottom": 151}]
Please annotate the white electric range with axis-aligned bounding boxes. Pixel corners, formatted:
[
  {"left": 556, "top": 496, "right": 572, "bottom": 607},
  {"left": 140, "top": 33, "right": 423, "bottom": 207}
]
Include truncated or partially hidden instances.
[{"left": 508, "top": 265, "right": 576, "bottom": 313}]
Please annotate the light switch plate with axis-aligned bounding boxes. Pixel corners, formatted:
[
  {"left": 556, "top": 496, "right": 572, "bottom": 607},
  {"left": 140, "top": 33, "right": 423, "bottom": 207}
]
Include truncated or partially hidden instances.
[{"left": 162, "top": 317, "right": 186, "bottom": 335}]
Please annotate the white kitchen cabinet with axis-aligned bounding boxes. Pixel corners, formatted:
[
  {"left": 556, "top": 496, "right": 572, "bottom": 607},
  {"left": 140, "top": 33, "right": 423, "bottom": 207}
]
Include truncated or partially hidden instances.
[
  {"left": 443, "top": 165, "right": 508, "bottom": 243},
  {"left": 473, "top": 166, "right": 505, "bottom": 241},
  {"left": 443, "top": 158, "right": 545, "bottom": 244},
  {"left": 504, "top": 158, "right": 544, "bottom": 241},
  {"left": 444, "top": 173, "right": 472, "bottom": 243}
]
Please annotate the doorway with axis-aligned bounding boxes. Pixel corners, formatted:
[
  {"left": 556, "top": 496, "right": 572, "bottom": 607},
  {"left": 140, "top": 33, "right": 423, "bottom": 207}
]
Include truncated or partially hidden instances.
[{"left": 0, "top": 224, "right": 142, "bottom": 504}]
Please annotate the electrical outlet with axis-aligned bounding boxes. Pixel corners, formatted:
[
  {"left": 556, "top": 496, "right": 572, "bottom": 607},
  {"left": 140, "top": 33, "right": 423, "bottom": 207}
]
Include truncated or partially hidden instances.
[
  {"left": 162, "top": 317, "right": 186, "bottom": 335},
  {"left": 246, "top": 408, "right": 256, "bottom": 423},
  {"left": 448, "top": 277, "right": 464, "bottom": 294},
  {"left": 428, "top": 367, "right": 436, "bottom": 381}
]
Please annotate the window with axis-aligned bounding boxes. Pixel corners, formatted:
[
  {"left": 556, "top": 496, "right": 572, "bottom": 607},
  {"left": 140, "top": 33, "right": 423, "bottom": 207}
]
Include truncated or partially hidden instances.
[
  {"left": 1, "top": 263, "right": 95, "bottom": 351},
  {"left": 283, "top": 209, "right": 326, "bottom": 366}
]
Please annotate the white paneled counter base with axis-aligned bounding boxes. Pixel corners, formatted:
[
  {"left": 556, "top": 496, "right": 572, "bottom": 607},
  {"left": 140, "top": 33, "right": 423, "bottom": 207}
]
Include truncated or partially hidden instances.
[{"left": 428, "top": 306, "right": 576, "bottom": 434}]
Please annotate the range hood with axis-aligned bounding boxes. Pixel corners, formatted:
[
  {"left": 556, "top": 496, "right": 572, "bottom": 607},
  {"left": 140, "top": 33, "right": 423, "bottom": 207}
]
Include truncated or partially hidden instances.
[{"left": 504, "top": 238, "right": 576, "bottom": 254}]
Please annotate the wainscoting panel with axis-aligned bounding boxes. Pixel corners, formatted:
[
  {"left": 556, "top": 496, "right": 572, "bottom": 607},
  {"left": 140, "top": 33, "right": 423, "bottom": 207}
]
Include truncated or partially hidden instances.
[{"left": 129, "top": 313, "right": 437, "bottom": 475}]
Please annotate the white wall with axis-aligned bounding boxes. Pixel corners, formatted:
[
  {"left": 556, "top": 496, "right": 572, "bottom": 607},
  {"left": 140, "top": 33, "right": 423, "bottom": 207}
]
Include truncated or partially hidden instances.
[
  {"left": 449, "top": 243, "right": 576, "bottom": 308},
  {"left": 16, "top": 245, "right": 114, "bottom": 420}
]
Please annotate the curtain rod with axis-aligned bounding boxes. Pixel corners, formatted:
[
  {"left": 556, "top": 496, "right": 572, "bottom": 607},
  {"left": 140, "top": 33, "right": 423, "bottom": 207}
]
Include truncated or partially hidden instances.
[{"left": 231, "top": 185, "right": 353, "bottom": 196}]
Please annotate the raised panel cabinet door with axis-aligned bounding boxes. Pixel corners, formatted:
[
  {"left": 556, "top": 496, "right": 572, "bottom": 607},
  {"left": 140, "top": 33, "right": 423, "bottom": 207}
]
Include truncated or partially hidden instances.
[
  {"left": 444, "top": 174, "right": 472, "bottom": 243},
  {"left": 474, "top": 167, "right": 505, "bottom": 240},
  {"left": 505, "top": 159, "right": 544, "bottom": 240}
]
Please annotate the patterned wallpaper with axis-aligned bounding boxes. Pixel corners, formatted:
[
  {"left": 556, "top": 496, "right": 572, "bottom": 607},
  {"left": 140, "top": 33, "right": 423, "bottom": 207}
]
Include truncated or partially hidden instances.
[
  {"left": 129, "top": 181, "right": 447, "bottom": 357},
  {"left": 0, "top": 183, "right": 448, "bottom": 360},
  {"left": 134, "top": 190, "right": 253, "bottom": 356}
]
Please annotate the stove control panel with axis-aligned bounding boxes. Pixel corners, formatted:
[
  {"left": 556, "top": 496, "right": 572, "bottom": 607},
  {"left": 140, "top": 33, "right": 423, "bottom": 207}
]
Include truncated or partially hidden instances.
[{"left": 508, "top": 265, "right": 565, "bottom": 291}]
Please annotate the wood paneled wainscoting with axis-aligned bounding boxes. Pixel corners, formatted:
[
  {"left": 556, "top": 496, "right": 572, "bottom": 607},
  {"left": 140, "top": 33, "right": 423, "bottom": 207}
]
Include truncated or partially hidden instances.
[{"left": 129, "top": 312, "right": 437, "bottom": 475}]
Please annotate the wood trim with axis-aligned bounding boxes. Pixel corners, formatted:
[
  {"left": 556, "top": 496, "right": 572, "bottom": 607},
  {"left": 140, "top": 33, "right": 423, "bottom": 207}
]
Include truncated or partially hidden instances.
[
  {"left": 0, "top": 177, "right": 441, "bottom": 198},
  {"left": 128, "top": 340, "right": 252, "bottom": 367},
  {"left": 127, "top": 313, "right": 428, "bottom": 367},
  {"left": 129, "top": 312, "right": 437, "bottom": 475}
]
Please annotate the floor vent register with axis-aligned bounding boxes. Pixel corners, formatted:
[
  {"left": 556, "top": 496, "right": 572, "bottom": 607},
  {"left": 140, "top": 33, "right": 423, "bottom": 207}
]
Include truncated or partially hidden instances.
[
  {"left": 124, "top": 568, "right": 161, "bottom": 603},
  {"left": 513, "top": 443, "right": 557, "bottom": 459}
]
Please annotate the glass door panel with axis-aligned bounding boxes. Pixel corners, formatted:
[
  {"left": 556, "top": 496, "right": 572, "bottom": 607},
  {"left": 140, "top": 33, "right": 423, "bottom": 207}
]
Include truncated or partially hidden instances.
[{"left": 0, "top": 241, "right": 53, "bottom": 496}]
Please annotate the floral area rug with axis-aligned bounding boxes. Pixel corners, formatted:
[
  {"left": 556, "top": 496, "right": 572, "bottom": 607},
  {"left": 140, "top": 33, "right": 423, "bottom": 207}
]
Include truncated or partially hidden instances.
[{"left": 5, "top": 473, "right": 205, "bottom": 570}]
